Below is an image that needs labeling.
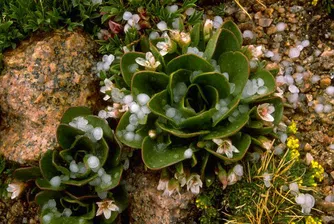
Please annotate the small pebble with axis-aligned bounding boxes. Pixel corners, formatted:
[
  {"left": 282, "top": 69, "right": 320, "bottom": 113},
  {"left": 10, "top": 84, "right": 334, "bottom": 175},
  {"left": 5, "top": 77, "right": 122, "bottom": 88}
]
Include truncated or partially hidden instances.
[
  {"left": 325, "top": 86, "right": 334, "bottom": 96},
  {"left": 243, "top": 30, "right": 254, "bottom": 39},
  {"left": 276, "top": 22, "right": 286, "bottom": 31}
]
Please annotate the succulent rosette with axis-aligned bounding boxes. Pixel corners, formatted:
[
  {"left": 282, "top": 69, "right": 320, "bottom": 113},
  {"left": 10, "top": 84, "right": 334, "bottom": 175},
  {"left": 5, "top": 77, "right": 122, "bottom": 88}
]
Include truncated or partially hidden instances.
[
  {"left": 13, "top": 107, "right": 127, "bottom": 223},
  {"left": 114, "top": 21, "right": 282, "bottom": 180}
]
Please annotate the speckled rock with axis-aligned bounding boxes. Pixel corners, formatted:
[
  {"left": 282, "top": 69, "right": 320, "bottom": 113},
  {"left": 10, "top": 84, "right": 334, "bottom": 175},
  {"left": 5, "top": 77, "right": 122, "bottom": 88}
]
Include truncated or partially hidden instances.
[
  {"left": 126, "top": 161, "right": 197, "bottom": 224},
  {"left": 0, "top": 30, "right": 101, "bottom": 164}
]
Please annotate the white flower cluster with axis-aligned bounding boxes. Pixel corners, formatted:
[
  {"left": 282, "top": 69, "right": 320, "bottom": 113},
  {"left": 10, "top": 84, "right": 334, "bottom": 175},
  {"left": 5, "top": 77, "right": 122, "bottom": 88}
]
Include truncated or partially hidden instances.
[
  {"left": 117, "top": 93, "right": 151, "bottom": 142},
  {"left": 213, "top": 138, "right": 240, "bottom": 159},
  {"left": 123, "top": 11, "right": 141, "bottom": 32},
  {"left": 242, "top": 78, "right": 267, "bottom": 98},
  {"left": 100, "top": 78, "right": 124, "bottom": 102},
  {"left": 227, "top": 164, "right": 243, "bottom": 185},
  {"left": 42, "top": 199, "right": 73, "bottom": 223},
  {"left": 69, "top": 116, "right": 103, "bottom": 142}
]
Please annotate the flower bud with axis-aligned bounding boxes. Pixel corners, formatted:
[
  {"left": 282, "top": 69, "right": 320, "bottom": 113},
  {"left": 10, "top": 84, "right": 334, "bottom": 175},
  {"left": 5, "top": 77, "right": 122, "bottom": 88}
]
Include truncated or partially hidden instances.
[{"left": 203, "top": 19, "right": 213, "bottom": 41}]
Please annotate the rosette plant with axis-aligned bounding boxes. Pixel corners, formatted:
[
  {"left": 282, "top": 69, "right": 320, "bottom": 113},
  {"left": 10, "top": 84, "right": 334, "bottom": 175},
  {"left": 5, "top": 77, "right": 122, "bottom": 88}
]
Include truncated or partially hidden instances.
[
  {"left": 110, "top": 20, "right": 282, "bottom": 187},
  {"left": 13, "top": 107, "right": 127, "bottom": 224}
]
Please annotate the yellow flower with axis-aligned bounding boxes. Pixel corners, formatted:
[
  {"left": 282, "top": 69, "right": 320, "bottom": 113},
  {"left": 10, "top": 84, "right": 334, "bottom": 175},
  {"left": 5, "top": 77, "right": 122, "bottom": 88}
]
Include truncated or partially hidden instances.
[
  {"left": 312, "top": 0, "right": 319, "bottom": 6},
  {"left": 287, "top": 121, "right": 298, "bottom": 134},
  {"left": 287, "top": 136, "right": 299, "bottom": 150}
]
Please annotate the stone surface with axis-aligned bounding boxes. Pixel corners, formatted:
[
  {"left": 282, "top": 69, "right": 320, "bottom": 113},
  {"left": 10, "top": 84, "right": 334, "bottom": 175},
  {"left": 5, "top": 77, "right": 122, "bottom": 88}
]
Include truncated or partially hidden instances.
[
  {"left": 125, "top": 158, "right": 197, "bottom": 224},
  {"left": 0, "top": 30, "right": 101, "bottom": 164}
]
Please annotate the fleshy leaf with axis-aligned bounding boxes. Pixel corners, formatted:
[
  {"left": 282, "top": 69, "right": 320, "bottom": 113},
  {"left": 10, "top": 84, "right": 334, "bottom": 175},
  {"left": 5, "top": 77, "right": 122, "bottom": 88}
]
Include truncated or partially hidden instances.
[
  {"left": 131, "top": 71, "right": 169, "bottom": 97},
  {"left": 36, "top": 178, "right": 66, "bottom": 191},
  {"left": 40, "top": 150, "right": 60, "bottom": 180},
  {"left": 85, "top": 115, "right": 114, "bottom": 143},
  {"left": 190, "top": 23, "right": 201, "bottom": 47},
  {"left": 13, "top": 167, "right": 42, "bottom": 182},
  {"left": 35, "top": 190, "right": 62, "bottom": 206},
  {"left": 221, "top": 20, "right": 243, "bottom": 46},
  {"left": 203, "top": 112, "right": 249, "bottom": 140},
  {"left": 142, "top": 136, "right": 192, "bottom": 169},
  {"left": 156, "top": 121, "right": 210, "bottom": 138},
  {"left": 168, "top": 69, "right": 192, "bottom": 104},
  {"left": 120, "top": 52, "right": 145, "bottom": 87},
  {"left": 62, "top": 173, "right": 98, "bottom": 186},
  {"left": 219, "top": 51, "right": 249, "bottom": 96},
  {"left": 57, "top": 124, "right": 85, "bottom": 149},
  {"left": 166, "top": 54, "right": 214, "bottom": 74},
  {"left": 60, "top": 107, "right": 92, "bottom": 124},
  {"left": 205, "top": 133, "right": 251, "bottom": 162}
]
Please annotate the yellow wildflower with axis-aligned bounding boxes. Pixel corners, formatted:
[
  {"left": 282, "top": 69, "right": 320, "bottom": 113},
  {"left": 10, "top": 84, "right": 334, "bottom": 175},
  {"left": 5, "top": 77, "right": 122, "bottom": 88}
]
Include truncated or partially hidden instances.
[
  {"left": 287, "top": 136, "right": 299, "bottom": 150},
  {"left": 287, "top": 121, "right": 298, "bottom": 134},
  {"left": 305, "top": 216, "right": 322, "bottom": 224},
  {"left": 312, "top": 0, "right": 319, "bottom": 6}
]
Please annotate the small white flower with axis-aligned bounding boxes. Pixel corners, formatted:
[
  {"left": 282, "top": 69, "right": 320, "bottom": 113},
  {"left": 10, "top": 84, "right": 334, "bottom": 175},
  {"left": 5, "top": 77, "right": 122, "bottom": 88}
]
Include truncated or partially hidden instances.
[
  {"left": 156, "top": 33, "right": 172, "bottom": 56},
  {"left": 135, "top": 52, "right": 161, "bottom": 71},
  {"left": 212, "top": 139, "right": 239, "bottom": 158},
  {"left": 100, "top": 79, "right": 124, "bottom": 102},
  {"left": 162, "top": 179, "right": 180, "bottom": 197},
  {"left": 227, "top": 172, "right": 238, "bottom": 185},
  {"left": 257, "top": 103, "right": 275, "bottom": 122},
  {"left": 263, "top": 172, "right": 272, "bottom": 188},
  {"left": 186, "top": 174, "right": 203, "bottom": 194},
  {"left": 96, "top": 200, "right": 119, "bottom": 219},
  {"left": 123, "top": 12, "right": 140, "bottom": 32},
  {"left": 213, "top": 16, "right": 223, "bottom": 29},
  {"left": 179, "top": 32, "right": 191, "bottom": 46},
  {"left": 203, "top": 19, "right": 213, "bottom": 35},
  {"left": 175, "top": 173, "right": 187, "bottom": 187},
  {"left": 7, "top": 183, "right": 25, "bottom": 199},
  {"left": 157, "top": 21, "right": 168, "bottom": 31},
  {"left": 295, "top": 193, "right": 315, "bottom": 214}
]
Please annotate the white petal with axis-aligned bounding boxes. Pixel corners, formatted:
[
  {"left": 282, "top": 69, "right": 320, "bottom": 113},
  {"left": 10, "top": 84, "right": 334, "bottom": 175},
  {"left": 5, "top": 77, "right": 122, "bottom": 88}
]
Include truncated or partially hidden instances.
[
  {"left": 135, "top": 57, "right": 147, "bottom": 67},
  {"left": 103, "top": 209, "right": 112, "bottom": 219},
  {"left": 157, "top": 21, "right": 168, "bottom": 31},
  {"left": 132, "top": 14, "right": 140, "bottom": 23}
]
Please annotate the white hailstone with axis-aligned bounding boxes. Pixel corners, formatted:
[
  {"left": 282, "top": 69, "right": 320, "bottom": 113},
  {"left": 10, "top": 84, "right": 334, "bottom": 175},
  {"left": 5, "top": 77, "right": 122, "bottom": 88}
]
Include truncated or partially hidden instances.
[
  {"left": 314, "top": 49, "right": 322, "bottom": 57},
  {"left": 295, "top": 73, "right": 304, "bottom": 84},
  {"left": 285, "top": 75, "right": 294, "bottom": 85},
  {"left": 60, "top": 175, "right": 70, "bottom": 181},
  {"left": 301, "top": 40, "right": 310, "bottom": 47},
  {"left": 232, "top": 110, "right": 239, "bottom": 117},
  {"left": 157, "top": 21, "right": 168, "bottom": 31},
  {"left": 69, "top": 161, "right": 79, "bottom": 173},
  {"left": 98, "top": 191, "right": 108, "bottom": 200},
  {"left": 126, "top": 124, "right": 136, "bottom": 132},
  {"left": 62, "top": 208, "right": 72, "bottom": 217},
  {"left": 124, "top": 132, "right": 135, "bottom": 141},
  {"left": 228, "top": 116, "right": 236, "bottom": 123},
  {"left": 276, "top": 22, "right": 286, "bottom": 32},
  {"left": 92, "top": 127, "right": 103, "bottom": 141},
  {"left": 296, "top": 45, "right": 304, "bottom": 51},
  {"left": 89, "top": 177, "right": 101, "bottom": 186},
  {"left": 130, "top": 103, "right": 140, "bottom": 113},
  {"left": 128, "top": 64, "right": 139, "bottom": 73},
  {"left": 233, "top": 164, "right": 243, "bottom": 177},
  {"left": 329, "top": 144, "right": 334, "bottom": 150},
  {"left": 213, "top": 16, "right": 223, "bottom": 29},
  {"left": 296, "top": 65, "right": 304, "bottom": 73},
  {"left": 263, "top": 172, "right": 272, "bottom": 188},
  {"left": 257, "top": 86, "right": 268, "bottom": 95},
  {"left": 271, "top": 53, "right": 281, "bottom": 62},
  {"left": 50, "top": 176, "right": 61, "bottom": 188},
  {"left": 280, "top": 133, "right": 288, "bottom": 143},
  {"left": 276, "top": 76, "right": 286, "bottom": 84},
  {"left": 172, "top": 18, "right": 180, "bottom": 30},
  {"left": 289, "top": 182, "right": 299, "bottom": 195},
  {"left": 289, "top": 48, "right": 300, "bottom": 58},
  {"left": 265, "top": 51, "right": 274, "bottom": 58},
  {"left": 324, "top": 104, "right": 332, "bottom": 113},
  {"left": 242, "top": 30, "right": 254, "bottom": 39},
  {"left": 222, "top": 72, "right": 229, "bottom": 80},
  {"left": 185, "top": 7, "right": 195, "bottom": 16},
  {"left": 102, "top": 174, "right": 112, "bottom": 183},
  {"left": 42, "top": 214, "right": 52, "bottom": 223},
  {"left": 134, "top": 134, "right": 142, "bottom": 141},
  {"left": 288, "top": 93, "right": 299, "bottom": 104},
  {"left": 78, "top": 164, "right": 87, "bottom": 174},
  {"left": 123, "top": 11, "right": 133, "bottom": 21},
  {"left": 48, "top": 199, "right": 57, "bottom": 208},
  {"left": 129, "top": 114, "right": 139, "bottom": 125},
  {"left": 149, "top": 31, "right": 160, "bottom": 40},
  {"left": 137, "top": 93, "right": 150, "bottom": 105},
  {"left": 257, "top": 78, "right": 264, "bottom": 87},
  {"left": 325, "top": 195, "right": 334, "bottom": 202},
  {"left": 311, "top": 75, "right": 320, "bottom": 83},
  {"left": 288, "top": 85, "right": 300, "bottom": 93},
  {"left": 136, "top": 110, "right": 145, "bottom": 120},
  {"left": 141, "top": 106, "right": 151, "bottom": 114},
  {"left": 166, "top": 107, "right": 176, "bottom": 118},
  {"left": 249, "top": 60, "right": 258, "bottom": 69},
  {"left": 184, "top": 148, "right": 193, "bottom": 158},
  {"left": 315, "top": 104, "right": 324, "bottom": 113},
  {"left": 87, "top": 156, "right": 100, "bottom": 169},
  {"left": 98, "top": 110, "right": 107, "bottom": 119},
  {"left": 98, "top": 168, "right": 105, "bottom": 177},
  {"left": 325, "top": 86, "right": 334, "bottom": 96},
  {"left": 123, "top": 95, "right": 133, "bottom": 105},
  {"left": 274, "top": 145, "right": 284, "bottom": 155},
  {"left": 167, "top": 4, "right": 178, "bottom": 13}
]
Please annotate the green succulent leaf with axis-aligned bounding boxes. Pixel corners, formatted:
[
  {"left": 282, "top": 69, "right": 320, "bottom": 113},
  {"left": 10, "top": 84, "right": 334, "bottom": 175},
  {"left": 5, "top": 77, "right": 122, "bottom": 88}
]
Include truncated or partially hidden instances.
[
  {"left": 57, "top": 124, "right": 85, "bottom": 149},
  {"left": 131, "top": 71, "right": 169, "bottom": 97},
  {"left": 120, "top": 52, "right": 145, "bottom": 86},
  {"left": 52, "top": 151, "right": 70, "bottom": 176},
  {"left": 190, "top": 23, "right": 201, "bottom": 47},
  {"left": 40, "top": 150, "right": 60, "bottom": 180},
  {"left": 13, "top": 167, "right": 42, "bottom": 182},
  {"left": 94, "top": 165, "right": 123, "bottom": 192},
  {"left": 166, "top": 54, "right": 214, "bottom": 74},
  {"left": 62, "top": 173, "right": 98, "bottom": 187},
  {"left": 205, "top": 133, "right": 251, "bottom": 162},
  {"left": 142, "top": 136, "right": 192, "bottom": 169},
  {"left": 203, "top": 112, "right": 250, "bottom": 140},
  {"left": 60, "top": 107, "right": 92, "bottom": 124},
  {"left": 36, "top": 178, "right": 66, "bottom": 191},
  {"left": 219, "top": 51, "right": 249, "bottom": 95},
  {"left": 221, "top": 20, "right": 243, "bottom": 46},
  {"left": 35, "top": 190, "right": 62, "bottom": 206},
  {"left": 59, "top": 135, "right": 95, "bottom": 162},
  {"left": 156, "top": 121, "right": 210, "bottom": 138}
]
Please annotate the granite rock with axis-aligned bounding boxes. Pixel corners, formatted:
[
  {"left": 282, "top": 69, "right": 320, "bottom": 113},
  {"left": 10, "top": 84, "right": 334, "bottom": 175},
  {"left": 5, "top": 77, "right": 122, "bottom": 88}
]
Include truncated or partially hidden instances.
[{"left": 0, "top": 30, "right": 101, "bottom": 164}]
